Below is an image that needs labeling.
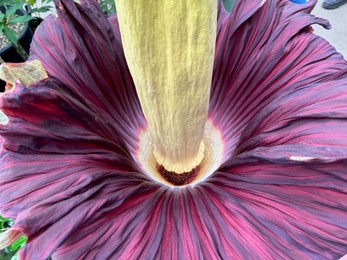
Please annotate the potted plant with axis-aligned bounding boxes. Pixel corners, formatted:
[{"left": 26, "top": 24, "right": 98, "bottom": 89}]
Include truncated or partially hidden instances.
[{"left": 0, "top": 0, "right": 53, "bottom": 91}]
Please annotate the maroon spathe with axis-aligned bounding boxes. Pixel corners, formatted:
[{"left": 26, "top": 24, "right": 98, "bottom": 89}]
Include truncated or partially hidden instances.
[{"left": 0, "top": 0, "right": 346, "bottom": 259}]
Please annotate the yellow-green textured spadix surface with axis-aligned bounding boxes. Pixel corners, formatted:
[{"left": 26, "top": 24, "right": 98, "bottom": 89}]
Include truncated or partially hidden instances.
[{"left": 116, "top": 0, "right": 217, "bottom": 173}]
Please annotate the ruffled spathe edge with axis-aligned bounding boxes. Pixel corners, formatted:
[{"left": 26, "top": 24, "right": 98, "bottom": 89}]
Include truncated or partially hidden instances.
[
  {"left": 30, "top": 0, "right": 146, "bottom": 140},
  {"left": 211, "top": 0, "right": 347, "bottom": 158}
]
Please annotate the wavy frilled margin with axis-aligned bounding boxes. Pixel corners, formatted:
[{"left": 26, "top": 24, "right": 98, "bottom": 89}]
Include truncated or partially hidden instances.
[{"left": 0, "top": 0, "right": 346, "bottom": 259}]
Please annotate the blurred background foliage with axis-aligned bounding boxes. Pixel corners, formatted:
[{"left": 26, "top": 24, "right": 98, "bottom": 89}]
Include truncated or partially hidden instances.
[{"left": 98, "top": 0, "right": 116, "bottom": 16}]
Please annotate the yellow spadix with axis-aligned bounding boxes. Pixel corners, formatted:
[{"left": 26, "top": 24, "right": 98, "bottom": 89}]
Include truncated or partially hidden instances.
[{"left": 116, "top": 0, "right": 217, "bottom": 174}]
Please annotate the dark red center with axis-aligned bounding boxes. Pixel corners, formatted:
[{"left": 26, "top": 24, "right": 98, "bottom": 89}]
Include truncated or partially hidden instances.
[{"left": 158, "top": 165, "right": 200, "bottom": 186}]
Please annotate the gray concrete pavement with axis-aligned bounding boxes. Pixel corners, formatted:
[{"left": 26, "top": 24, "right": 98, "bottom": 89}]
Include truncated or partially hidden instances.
[{"left": 312, "top": 0, "right": 347, "bottom": 60}]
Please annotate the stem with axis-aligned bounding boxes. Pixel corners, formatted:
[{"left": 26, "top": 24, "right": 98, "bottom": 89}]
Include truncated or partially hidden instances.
[
  {"left": 12, "top": 43, "right": 29, "bottom": 61},
  {"left": 4, "top": 26, "right": 30, "bottom": 61}
]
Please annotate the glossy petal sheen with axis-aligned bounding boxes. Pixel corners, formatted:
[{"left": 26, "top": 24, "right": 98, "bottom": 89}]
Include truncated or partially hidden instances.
[{"left": 0, "top": 0, "right": 346, "bottom": 259}]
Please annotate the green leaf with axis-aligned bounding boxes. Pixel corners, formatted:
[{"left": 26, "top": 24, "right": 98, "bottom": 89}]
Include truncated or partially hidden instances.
[
  {"left": 0, "top": 215, "right": 14, "bottom": 231},
  {"left": 0, "top": 0, "right": 19, "bottom": 6},
  {"left": 9, "top": 236, "right": 27, "bottom": 251},
  {"left": 6, "top": 3, "right": 24, "bottom": 18},
  {"left": 0, "top": 216, "right": 11, "bottom": 222},
  {"left": 7, "top": 14, "right": 34, "bottom": 24},
  {"left": 0, "top": 217, "right": 13, "bottom": 231},
  {"left": 9, "top": 236, "right": 27, "bottom": 260},
  {"left": 31, "top": 6, "right": 51, "bottom": 13},
  {"left": 26, "top": 0, "right": 36, "bottom": 5},
  {"left": 3, "top": 26, "right": 18, "bottom": 45}
]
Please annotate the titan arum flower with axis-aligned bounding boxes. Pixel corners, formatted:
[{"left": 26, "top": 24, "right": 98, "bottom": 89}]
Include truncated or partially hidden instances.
[{"left": 0, "top": 0, "right": 347, "bottom": 258}]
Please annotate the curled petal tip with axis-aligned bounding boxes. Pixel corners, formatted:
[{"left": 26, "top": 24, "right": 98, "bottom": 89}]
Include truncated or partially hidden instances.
[
  {"left": 0, "top": 228, "right": 25, "bottom": 250},
  {"left": 0, "top": 60, "right": 48, "bottom": 90}
]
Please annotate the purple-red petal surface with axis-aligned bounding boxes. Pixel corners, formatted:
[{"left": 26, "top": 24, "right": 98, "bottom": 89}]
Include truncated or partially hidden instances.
[{"left": 0, "top": 0, "right": 346, "bottom": 258}]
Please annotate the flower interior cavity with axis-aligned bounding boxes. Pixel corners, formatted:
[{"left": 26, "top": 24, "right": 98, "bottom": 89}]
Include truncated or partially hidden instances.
[{"left": 137, "top": 121, "right": 225, "bottom": 187}]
